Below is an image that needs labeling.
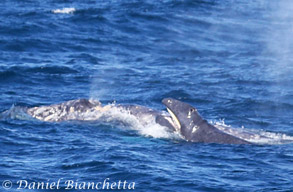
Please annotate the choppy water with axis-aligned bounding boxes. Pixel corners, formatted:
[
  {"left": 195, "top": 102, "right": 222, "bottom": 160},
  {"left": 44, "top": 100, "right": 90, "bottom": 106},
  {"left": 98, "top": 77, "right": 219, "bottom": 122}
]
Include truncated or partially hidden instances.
[{"left": 1, "top": 0, "right": 293, "bottom": 191}]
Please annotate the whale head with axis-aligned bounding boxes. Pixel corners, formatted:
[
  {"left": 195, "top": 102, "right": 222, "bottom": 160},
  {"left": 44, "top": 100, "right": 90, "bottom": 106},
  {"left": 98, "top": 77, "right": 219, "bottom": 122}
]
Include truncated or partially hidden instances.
[{"left": 162, "top": 98, "right": 205, "bottom": 141}]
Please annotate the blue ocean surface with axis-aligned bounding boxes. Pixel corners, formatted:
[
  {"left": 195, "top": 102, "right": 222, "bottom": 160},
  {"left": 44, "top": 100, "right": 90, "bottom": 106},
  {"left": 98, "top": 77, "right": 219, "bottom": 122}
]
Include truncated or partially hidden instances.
[{"left": 1, "top": 0, "right": 293, "bottom": 191}]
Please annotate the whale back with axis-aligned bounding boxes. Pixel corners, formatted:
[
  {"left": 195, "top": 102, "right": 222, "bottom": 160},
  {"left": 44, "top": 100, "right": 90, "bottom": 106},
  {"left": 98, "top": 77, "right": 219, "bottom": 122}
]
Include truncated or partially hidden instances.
[{"left": 26, "top": 99, "right": 101, "bottom": 122}]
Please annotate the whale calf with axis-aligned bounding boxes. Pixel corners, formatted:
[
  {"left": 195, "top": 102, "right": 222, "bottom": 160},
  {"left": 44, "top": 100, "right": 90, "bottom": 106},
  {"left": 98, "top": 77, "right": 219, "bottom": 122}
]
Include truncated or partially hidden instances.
[{"left": 162, "top": 98, "right": 251, "bottom": 144}]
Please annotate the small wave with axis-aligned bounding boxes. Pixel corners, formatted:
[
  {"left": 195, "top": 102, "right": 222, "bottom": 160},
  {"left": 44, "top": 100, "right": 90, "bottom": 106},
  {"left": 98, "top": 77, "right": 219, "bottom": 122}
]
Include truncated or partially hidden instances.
[
  {"left": 0, "top": 105, "right": 34, "bottom": 121},
  {"left": 52, "top": 8, "right": 76, "bottom": 14},
  {"left": 1, "top": 66, "right": 78, "bottom": 75}
]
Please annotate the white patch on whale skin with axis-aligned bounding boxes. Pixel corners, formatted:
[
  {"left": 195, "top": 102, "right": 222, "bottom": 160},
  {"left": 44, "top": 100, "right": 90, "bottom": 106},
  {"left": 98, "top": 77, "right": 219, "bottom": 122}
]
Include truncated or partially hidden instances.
[
  {"left": 187, "top": 111, "right": 192, "bottom": 119},
  {"left": 192, "top": 125, "right": 199, "bottom": 133}
]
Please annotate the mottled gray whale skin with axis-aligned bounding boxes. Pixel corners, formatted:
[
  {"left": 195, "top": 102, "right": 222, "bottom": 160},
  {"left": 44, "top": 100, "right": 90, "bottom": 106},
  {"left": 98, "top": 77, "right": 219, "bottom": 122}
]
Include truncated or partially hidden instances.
[
  {"left": 26, "top": 99, "right": 176, "bottom": 132},
  {"left": 26, "top": 99, "right": 103, "bottom": 122},
  {"left": 162, "top": 98, "right": 251, "bottom": 144}
]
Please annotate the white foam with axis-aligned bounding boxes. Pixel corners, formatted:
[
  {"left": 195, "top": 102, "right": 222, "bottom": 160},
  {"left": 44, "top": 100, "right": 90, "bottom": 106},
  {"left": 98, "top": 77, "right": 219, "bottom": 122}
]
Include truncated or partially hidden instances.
[
  {"left": 98, "top": 106, "right": 180, "bottom": 140},
  {"left": 52, "top": 8, "right": 76, "bottom": 14},
  {"left": 213, "top": 120, "right": 293, "bottom": 145}
]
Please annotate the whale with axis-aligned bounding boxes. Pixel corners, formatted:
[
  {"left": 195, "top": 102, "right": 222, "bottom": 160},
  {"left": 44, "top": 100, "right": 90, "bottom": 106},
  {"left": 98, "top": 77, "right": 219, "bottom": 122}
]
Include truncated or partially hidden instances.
[
  {"left": 2, "top": 98, "right": 291, "bottom": 145},
  {"left": 162, "top": 98, "right": 251, "bottom": 144},
  {"left": 4, "top": 98, "right": 251, "bottom": 144}
]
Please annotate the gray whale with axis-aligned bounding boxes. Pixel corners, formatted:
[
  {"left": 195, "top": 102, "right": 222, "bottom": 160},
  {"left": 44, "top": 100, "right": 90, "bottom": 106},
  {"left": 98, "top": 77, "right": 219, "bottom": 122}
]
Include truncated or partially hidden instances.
[
  {"left": 162, "top": 98, "right": 251, "bottom": 144},
  {"left": 12, "top": 98, "right": 252, "bottom": 144},
  {"left": 2, "top": 98, "right": 292, "bottom": 144}
]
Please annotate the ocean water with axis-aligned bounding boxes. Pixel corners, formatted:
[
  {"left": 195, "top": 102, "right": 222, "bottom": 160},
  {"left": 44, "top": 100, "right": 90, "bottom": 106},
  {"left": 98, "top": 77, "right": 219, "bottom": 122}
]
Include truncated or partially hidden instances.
[{"left": 1, "top": 0, "right": 293, "bottom": 191}]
